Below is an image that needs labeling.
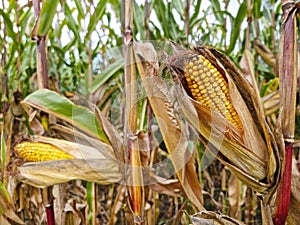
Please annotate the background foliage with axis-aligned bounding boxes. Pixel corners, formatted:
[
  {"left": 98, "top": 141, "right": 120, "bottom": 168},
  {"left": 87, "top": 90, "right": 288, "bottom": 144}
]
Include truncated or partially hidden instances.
[{"left": 0, "top": 0, "right": 299, "bottom": 224}]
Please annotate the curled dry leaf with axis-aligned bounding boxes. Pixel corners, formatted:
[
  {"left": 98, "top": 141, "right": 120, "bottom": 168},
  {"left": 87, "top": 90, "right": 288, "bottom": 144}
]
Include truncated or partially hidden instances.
[
  {"left": 0, "top": 191, "right": 25, "bottom": 225},
  {"left": 262, "top": 91, "right": 280, "bottom": 116},
  {"left": 253, "top": 39, "right": 277, "bottom": 69},
  {"left": 168, "top": 45, "right": 281, "bottom": 203},
  {"left": 191, "top": 211, "right": 246, "bottom": 225},
  {"left": 134, "top": 42, "right": 205, "bottom": 211},
  {"left": 228, "top": 175, "right": 244, "bottom": 219}
]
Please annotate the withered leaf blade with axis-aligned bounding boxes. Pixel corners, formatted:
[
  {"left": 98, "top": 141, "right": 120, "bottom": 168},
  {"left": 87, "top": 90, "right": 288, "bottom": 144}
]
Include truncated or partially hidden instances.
[
  {"left": 94, "top": 107, "right": 125, "bottom": 165},
  {"left": 262, "top": 91, "right": 280, "bottom": 116},
  {"left": 253, "top": 39, "right": 277, "bottom": 68},
  {"left": 18, "top": 159, "right": 121, "bottom": 188},
  {"left": 0, "top": 191, "right": 25, "bottom": 225},
  {"left": 191, "top": 211, "right": 246, "bottom": 225},
  {"left": 134, "top": 42, "right": 205, "bottom": 211},
  {"left": 228, "top": 175, "right": 243, "bottom": 219}
]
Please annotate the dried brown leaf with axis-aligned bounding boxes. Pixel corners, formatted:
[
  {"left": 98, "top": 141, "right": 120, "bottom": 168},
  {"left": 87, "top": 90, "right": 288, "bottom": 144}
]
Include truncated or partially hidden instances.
[
  {"left": 0, "top": 216, "right": 13, "bottom": 225},
  {"left": 107, "top": 184, "right": 126, "bottom": 225},
  {"left": 262, "top": 91, "right": 280, "bottom": 116},
  {"left": 191, "top": 211, "right": 246, "bottom": 225},
  {"left": 260, "top": 203, "right": 274, "bottom": 225},
  {"left": 95, "top": 107, "right": 125, "bottom": 166},
  {"left": 62, "top": 200, "right": 83, "bottom": 225},
  {"left": 134, "top": 42, "right": 205, "bottom": 211},
  {"left": 239, "top": 49, "right": 255, "bottom": 85},
  {"left": 228, "top": 175, "right": 243, "bottom": 219},
  {"left": 253, "top": 39, "right": 277, "bottom": 68},
  {"left": 146, "top": 174, "right": 183, "bottom": 197},
  {"left": 0, "top": 191, "right": 25, "bottom": 224}
]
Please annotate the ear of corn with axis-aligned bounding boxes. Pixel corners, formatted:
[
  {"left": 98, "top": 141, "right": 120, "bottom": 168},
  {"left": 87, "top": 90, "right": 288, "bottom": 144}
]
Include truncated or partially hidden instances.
[
  {"left": 183, "top": 54, "right": 242, "bottom": 129},
  {"left": 15, "top": 142, "right": 74, "bottom": 162}
]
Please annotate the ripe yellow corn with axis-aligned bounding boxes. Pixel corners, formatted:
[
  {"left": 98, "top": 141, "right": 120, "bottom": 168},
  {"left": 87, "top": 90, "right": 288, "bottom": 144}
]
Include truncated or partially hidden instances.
[
  {"left": 15, "top": 142, "right": 74, "bottom": 162},
  {"left": 183, "top": 54, "right": 242, "bottom": 129}
]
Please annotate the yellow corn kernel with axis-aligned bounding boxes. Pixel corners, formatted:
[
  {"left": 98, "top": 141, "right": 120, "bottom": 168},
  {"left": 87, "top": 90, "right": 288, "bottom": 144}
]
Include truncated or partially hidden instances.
[
  {"left": 184, "top": 54, "right": 242, "bottom": 129},
  {"left": 15, "top": 142, "right": 74, "bottom": 162}
]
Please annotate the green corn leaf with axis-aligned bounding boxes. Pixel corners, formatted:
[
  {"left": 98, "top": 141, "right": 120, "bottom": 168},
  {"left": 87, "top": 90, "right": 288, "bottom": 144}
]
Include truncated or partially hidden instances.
[
  {"left": 1, "top": 130, "right": 6, "bottom": 171},
  {"left": 86, "top": 0, "right": 108, "bottom": 38},
  {"left": 37, "top": 0, "right": 59, "bottom": 36},
  {"left": 0, "top": 181, "right": 10, "bottom": 204},
  {"left": 227, "top": 1, "right": 247, "bottom": 54},
  {"left": 211, "top": 0, "right": 224, "bottom": 24},
  {"left": 74, "top": 0, "right": 85, "bottom": 19},
  {"left": 190, "top": 0, "right": 202, "bottom": 27},
  {"left": 0, "top": 8, "right": 17, "bottom": 42},
  {"left": 22, "top": 89, "right": 108, "bottom": 143},
  {"left": 64, "top": 3, "right": 80, "bottom": 39},
  {"left": 89, "top": 57, "right": 124, "bottom": 93},
  {"left": 133, "top": 1, "right": 146, "bottom": 40}
]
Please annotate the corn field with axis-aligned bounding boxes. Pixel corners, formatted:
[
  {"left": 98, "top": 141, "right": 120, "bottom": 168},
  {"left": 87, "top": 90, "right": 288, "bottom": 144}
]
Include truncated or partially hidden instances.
[{"left": 0, "top": 0, "right": 300, "bottom": 224}]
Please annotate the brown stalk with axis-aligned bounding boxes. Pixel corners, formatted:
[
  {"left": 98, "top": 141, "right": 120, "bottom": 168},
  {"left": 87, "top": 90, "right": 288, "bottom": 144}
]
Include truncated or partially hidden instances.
[
  {"left": 123, "top": 0, "right": 145, "bottom": 222},
  {"left": 32, "top": 0, "right": 51, "bottom": 224},
  {"left": 33, "top": 0, "right": 48, "bottom": 89},
  {"left": 273, "top": 1, "right": 298, "bottom": 224}
]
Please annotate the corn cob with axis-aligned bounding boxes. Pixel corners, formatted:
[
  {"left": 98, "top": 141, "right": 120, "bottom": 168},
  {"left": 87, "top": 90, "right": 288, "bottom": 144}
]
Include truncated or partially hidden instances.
[
  {"left": 183, "top": 54, "right": 242, "bottom": 129},
  {"left": 15, "top": 142, "right": 74, "bottom": 162}
]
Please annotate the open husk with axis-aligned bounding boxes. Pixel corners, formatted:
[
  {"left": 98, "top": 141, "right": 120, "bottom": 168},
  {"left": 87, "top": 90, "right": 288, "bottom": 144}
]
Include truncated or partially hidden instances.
[
  {"left": 16, "top": 136, "right": 121, "bottom": 187},
  {"left": 168, "top": 45, "right": 281, "bottom": 203}
]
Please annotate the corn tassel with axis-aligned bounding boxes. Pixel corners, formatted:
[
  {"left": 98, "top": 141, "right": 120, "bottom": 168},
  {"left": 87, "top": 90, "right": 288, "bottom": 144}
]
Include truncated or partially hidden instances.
[
  {"left": 183, "top": 54, "right": 242, "bottom": 129},
  {"left": 15, "top": 142, "right": 74, "bottom": 162}
]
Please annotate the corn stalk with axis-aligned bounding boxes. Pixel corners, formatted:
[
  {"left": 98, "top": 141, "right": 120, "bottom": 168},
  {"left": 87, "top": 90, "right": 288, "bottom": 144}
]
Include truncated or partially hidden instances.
[
  {"left": 273, "top": 1, "right": 298, "bottom": 224},
  {"left": 123, "top": 0, "right": 145, "bottom": 223},
  {"left": 32, "top": 0, "right": 59, "bottom": 223}
]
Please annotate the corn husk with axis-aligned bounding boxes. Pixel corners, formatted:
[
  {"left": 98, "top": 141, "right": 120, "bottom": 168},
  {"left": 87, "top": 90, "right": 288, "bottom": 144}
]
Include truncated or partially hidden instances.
[
  {"left": 168, "top": 45, "right": 281, "bottom": 203},
  {"left": 17, "top": 136, "right": 121, "bottom": 187}
]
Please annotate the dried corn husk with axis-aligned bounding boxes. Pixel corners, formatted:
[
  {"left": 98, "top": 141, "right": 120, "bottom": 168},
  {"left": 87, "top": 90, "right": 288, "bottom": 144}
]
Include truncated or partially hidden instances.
[
  {"left": 168, "top": 45, "right": 281, "bottom": 203},
  {"left": 16, "top": 136, "right": 121, "bottom": 187}
]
